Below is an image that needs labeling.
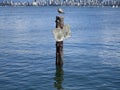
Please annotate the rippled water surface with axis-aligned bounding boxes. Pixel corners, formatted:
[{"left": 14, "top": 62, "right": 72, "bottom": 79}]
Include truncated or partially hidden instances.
[{"left": 0, "top": 6, "right": 120, "bottom": 90}]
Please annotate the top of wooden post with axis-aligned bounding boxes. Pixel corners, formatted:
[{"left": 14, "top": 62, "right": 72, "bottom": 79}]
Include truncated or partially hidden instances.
[{"left": 55, "top": 16, "right": 64, "bottom": 29}]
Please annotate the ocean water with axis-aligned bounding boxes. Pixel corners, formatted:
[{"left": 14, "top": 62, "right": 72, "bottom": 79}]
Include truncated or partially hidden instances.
[{"left": 0, "top": 6, "right": 120, "bottom": 90}]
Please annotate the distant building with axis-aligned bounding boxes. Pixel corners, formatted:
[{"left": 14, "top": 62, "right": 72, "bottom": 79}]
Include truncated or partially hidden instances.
[{"left": 0, "top": 0, "right": 120, "bottom": 6}]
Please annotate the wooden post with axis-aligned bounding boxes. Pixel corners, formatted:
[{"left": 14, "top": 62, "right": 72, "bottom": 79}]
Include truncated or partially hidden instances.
[{"left": 55, "top": 16, "right": 64, "bottom": 67}]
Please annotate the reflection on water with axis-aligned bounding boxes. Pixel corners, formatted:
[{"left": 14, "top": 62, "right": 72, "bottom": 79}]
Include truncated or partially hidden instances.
[{"left": 54, "top": 66, "right": 64, "bottom": 90}]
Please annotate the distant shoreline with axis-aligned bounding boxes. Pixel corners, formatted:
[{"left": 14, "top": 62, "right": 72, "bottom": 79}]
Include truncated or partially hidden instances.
[
  {"left": 0, "top": 1, "right": 120, "bottom": 7},
  {"left": 0, "top": 5, "right": 119, "bottom": 8}
]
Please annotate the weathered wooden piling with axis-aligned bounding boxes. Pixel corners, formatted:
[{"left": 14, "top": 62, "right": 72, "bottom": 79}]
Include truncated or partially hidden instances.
[{"left": 55, "top": 16, "right": 64, "bottom": 67}]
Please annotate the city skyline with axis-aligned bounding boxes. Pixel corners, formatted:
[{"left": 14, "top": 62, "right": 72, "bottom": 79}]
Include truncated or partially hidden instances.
[{"left": 0, "top": 0, "right": 120, "bottom": 6}]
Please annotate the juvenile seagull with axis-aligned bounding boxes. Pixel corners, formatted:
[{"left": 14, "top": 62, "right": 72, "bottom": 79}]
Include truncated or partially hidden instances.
[{"left": 58, "top": 8, "right": 64, "bottom": 14}]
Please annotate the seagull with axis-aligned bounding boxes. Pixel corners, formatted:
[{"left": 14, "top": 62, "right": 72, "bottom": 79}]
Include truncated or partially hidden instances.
[{"left": 58, "top": 8, "right": 64, "bottom": 14}]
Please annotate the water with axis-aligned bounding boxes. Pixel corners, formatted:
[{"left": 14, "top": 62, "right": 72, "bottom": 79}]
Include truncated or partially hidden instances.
[{"left": 0, "top": 6, "right": 120, "bottom": 90}]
